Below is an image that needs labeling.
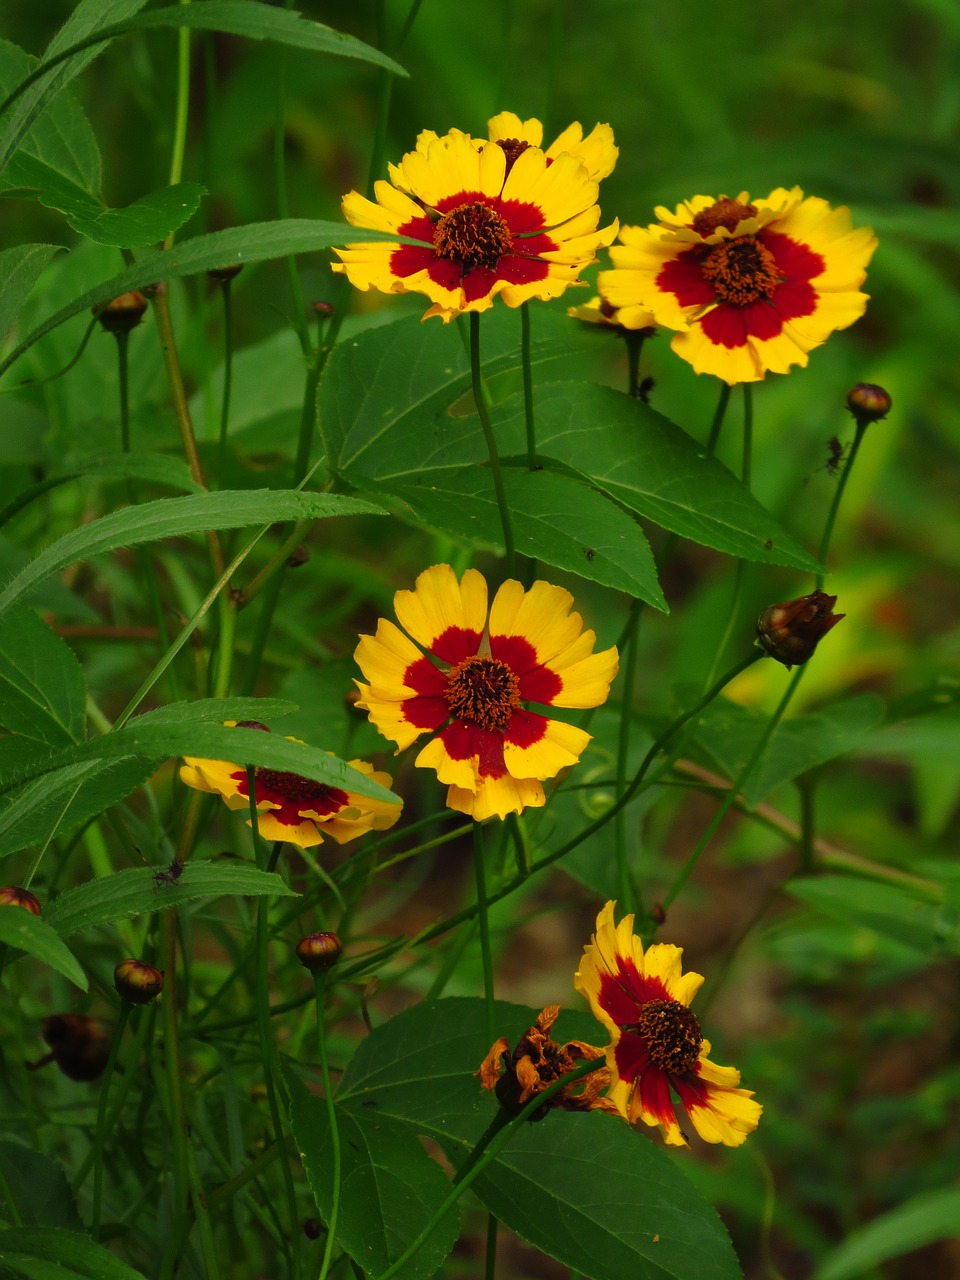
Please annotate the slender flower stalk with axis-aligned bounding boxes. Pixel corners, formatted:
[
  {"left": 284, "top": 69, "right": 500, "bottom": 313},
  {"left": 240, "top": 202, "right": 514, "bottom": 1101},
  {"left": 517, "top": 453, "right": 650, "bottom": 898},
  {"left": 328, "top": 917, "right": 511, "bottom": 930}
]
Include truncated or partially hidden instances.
[
  {"left": 214, "top": 273, "right": 238, "bottom": 482},
  {"left": 704, "top": 382, "right": 753, "bottom": 688},
  {"left": 90, "top": 1003, "right": 132, "bottom": 1237},
  {"left": 156, "top": 914, "right": 190, "bottom": 1280},
  {"left": 473, "top": 823, "right": 497, "bottom": 1045},
  {"left": 471, "top": 314, "right": 516, "bottom": 575},
  {"left": 815, "top": 418, "right": 869, "bottom": 590}
]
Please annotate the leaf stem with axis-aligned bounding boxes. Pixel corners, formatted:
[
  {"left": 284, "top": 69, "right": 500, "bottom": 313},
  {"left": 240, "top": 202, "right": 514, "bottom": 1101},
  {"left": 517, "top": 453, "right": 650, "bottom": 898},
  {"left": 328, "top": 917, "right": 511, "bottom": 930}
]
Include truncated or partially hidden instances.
[
  {"left": 313, "top": 972, "right": 342, "bottom": 1280},
  {"left": 470, "top": 312, "right": 516, "bottom": 576},
  {"left": 473, "top": 823, "right": 497, "bottom": 1046},
  {"left": 91, "top": 1002, "right": 133, "bottom": 1237}
]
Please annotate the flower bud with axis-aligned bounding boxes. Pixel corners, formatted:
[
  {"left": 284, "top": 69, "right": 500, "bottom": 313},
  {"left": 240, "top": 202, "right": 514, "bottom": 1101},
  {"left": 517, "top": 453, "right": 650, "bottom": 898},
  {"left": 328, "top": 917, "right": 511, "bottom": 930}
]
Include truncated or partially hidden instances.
[
  {"left": 303, "top": 1218, "right": 322, "bottom": 1240},
  {"left": 846, "top": 383, "right": 891, "bottom": 423},
  {"left": 757, "top": 591, "right": 845, "bottom": 667},
  {"left": 114, "top": 958, "right": 164, "bottom": 1004},
  {"left": 95, "top": 292, "right": 148, "bottom": 334},
  {"left": 38, "top": 1014, "right": 112, "bottom": 1081},
  {"left": 312, "top": 301, "right": 336, "bottom": 317},
  {"left": 207, "top": 262, "right": 244, "bottom": 283},
  {"left": 296, "top": 932, "right": 342, "bottom": 972},
  {"left": 0, "top": 886, "right": 42, "bottom": 915},
  {"left": 287, "top": 545, "right": 310, "bottom": 568}
]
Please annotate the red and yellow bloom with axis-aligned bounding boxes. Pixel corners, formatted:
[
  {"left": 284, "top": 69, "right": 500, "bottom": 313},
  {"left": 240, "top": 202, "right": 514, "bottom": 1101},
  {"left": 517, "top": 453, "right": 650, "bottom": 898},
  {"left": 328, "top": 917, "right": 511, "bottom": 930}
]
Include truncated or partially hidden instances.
[
  {"left": 599, "top": 187, "right": 877, "bottom": 383},
  {"left": 333, "top": 123, "right": 618, "bottom": 322},
  {"left": 353, "top": 564, "right": 619, "bottom": 821},
  {"left": 575, "top": 902, "right": 762, "bottom": 1147},
  {"left": 180, "top": 726, "right": 400, "bottom": 849}
]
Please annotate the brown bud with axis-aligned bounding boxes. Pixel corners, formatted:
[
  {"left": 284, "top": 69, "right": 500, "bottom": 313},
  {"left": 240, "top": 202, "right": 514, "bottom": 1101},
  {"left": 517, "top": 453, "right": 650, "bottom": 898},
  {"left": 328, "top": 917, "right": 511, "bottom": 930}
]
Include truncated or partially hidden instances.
[
  {"left": 757, "top": 590, "right": 845, "bottom": 667},
  {"left": 296, "top": 932, "right": 342, "bottom": 972},
  {"left": 303, "top": 1218, "right": 322, "bottom": 1240},
  {"left": 0, "top": 886, "right": 42, "bottom": 915},
  {"left": 235, "top": 721, "right": 271, "bottom": 732},
  {"left": 95, "top": 292, "right": 148, "bottom": 334},
  {"left": 846, "top": 383, "right": 891, "bottom": 423},
  {"left": 39, "top": 1014, "right": 112, "bottom": 1082},
  {"left": 312, "top": 301, "right": 336, "bottom": 317},
  {"left": 344, "top": 688, "right": 366, "bottom": 719},
  {"left": 114, "top": 958, "right": 164, "bottom": 1004},
  {"left": 208, "top": 262, "right": 244, "bottom": 282},
  {"left": 287, "top": 545, "right": 310, "bottom": 568}
]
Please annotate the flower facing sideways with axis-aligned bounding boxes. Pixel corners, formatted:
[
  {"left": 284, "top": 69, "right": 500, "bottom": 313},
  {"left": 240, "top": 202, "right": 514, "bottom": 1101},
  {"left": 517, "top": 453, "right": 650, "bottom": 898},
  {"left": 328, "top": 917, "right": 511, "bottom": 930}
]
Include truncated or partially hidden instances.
[
  {"left": 575, "top": 902, "right": 762, "bottom": 1147},
  {"left": 599, "top": 188, "right": 876, "bottom": 383},
  {"left": 333, "top": 123, "right": 618, "bottom": 322},
  {"left": 354, "top": 564, "right": 619, "bottom": 821},
  {"left": 180, "top": 724, "right": 401, "bottom": 849}
]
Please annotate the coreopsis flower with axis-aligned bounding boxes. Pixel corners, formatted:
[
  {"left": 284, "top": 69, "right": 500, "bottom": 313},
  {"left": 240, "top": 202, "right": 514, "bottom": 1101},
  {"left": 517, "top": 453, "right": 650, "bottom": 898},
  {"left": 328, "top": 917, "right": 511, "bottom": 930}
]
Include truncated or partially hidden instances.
[
  {"left": 333, "top": 126, "right": 618, "bottom": 322},
  {"left": 756, "top": 590, "right": 844, "bottom": 667},
  {"left": 353, "top": 564, "right": 619, "bottom": 821},
  {"left": 599, "top": 188, "right": 877, "bottom": 384},
  {"left": 180, "top": 725, "right": 401, "bottom": 849},
  {"left": 479, "top": 1005, "right": 612, "bottom": 1120},
  {"left": 575, "top": 902, "right": 762, "bottom": 1147},
  {"left": 485, "top": 111, "right": 619, "bottom": 181},
  {"left": 567, "top": 293, "right": 657, "bottom": 334}
]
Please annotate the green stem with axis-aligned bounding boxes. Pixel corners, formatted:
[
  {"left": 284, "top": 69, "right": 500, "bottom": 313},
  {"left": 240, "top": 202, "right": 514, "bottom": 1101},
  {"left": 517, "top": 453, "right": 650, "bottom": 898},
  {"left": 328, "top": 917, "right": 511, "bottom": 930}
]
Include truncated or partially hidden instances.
[
  {"left": 157, "top": 913, "right": 190, "bottom": 1280},
  {"left": 663, "top": 665, "right": 804, "bottom": 910},
  {"left": 624, "top": 331, "right": 646, "bottom": 398},
  {"left": 116, "top": 332, "right": 131, "bottom": 453},
  {"left": 470, "top": 312, "right": 516, "bottom": 576},
  {"left": 375, "top": 1059, "right": 602, "bottom": 1280},
  {"left": 367, "top": 0, "right": 393, "bottom": 200},
  {"left": 705, "top": 381, "right": 732, "bottom": 454},
  {"left": 484, "top": 1217, "right": 499, "bottom": 1280},
  {"left": 520, "top": 303, "right": 536, "bottom": 469},
  {"left": 704, "top": 383, "right": 752, "bottom": 689},
  {"left": 615, "top": 598, "right": 642, "bottom": 915},
  {"left": 314, "top": 973, "right": 342, "bottom": 1280},
  {"left": 216, "top": 277, "right": 236, "bottom": 482},
  {"left": 797, "top": 773, "right": 817, "bottom": 875},
  {"left": 166, "top": 0, "right": 192, "bottom": 199},
  {"left": 816, "top": 420, "right": 868, "bottom": 589},
  {"left": 91, "top": 1002, "right": 133, "bottom": 1237},
  {"left": 275, "top": 0, "right": 310, "bottom": 359},
  {"left": 0, "top": 1163, "right": 22, "bottom": 1226},
  {"left": 186, "top": 1140, "right": 222, "bottom": 1280},
  {"left": 473, "top": 823, "right": 496, "bottom": 1046}
]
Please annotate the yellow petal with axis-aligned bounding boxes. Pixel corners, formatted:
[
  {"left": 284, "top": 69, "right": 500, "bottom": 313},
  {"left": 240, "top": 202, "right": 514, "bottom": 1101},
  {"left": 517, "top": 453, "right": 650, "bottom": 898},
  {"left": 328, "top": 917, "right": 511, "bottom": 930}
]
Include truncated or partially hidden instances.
[
  {"left": 394, "top": 564, "right": 487, "bottom": 654},
  {"left": 446, "top": 774, "right": 545, "bottom": 820},
  {"left": 503, "top": 716, "right": 591, "bottom": 781}
]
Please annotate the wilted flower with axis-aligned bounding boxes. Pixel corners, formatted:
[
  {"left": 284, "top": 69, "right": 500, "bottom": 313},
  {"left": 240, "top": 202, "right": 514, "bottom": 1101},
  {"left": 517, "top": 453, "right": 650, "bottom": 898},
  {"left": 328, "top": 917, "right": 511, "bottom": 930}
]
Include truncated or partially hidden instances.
[
  {"left": 756, "top": 590, "right": 845, "bottom": 667},
  {"left": 354, "top": 564, "right": 618, "bottom": 821},
  {"left": 33, "top": 1014, "right": 113, "bottom": 1082},
  {"left": 479, "top": 1004, "right": 611, "bottom": 1120},
  {"left": 599, "top": 188, "right": 876, "bottom": 383},
  {"left": 575, "top": 902, "right": 762, "bottom": 1147}
]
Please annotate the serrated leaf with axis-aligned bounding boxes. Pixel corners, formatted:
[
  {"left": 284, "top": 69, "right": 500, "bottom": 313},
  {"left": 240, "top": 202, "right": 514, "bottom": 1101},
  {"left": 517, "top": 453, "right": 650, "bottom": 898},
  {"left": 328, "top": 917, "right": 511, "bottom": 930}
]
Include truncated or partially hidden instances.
[
  {"left": 285, "top": 1067, "right": 459, "bottom": 1280},
  {"left": 0, "top": 1144, "right": 83, "bottom": 1232},
  {"left": 691, "top": 693, "right": 886, "bottom": 807},
  {"left": 369, "top": 466, "right": 666, "bottom": 605},
  {"left": 0, "top": 243, "right": 62, "bottom": 343},
  {"left": 334, "top": 998, "right": 743, "bottom": 1280},
  {"left": 0, "top": 1225, "right": 148, "bottom": 1279},
  {"left": 812, "top": 1187, "right": 960, "bottom": 1280},
  {"left": 786, "top": 876, "right": 957, "bottom": 956},
  {"left": 0, "top": 605, "right": 86, "bottom": 746},
  {"left": 0, "top": 907, "right": 86, "bottom": 989},
  {"left": 44, "top": 863, "right": 296, "bottom": 938},
  {"left": 0, "top": 490, "right": 385, "bottom": 617}
]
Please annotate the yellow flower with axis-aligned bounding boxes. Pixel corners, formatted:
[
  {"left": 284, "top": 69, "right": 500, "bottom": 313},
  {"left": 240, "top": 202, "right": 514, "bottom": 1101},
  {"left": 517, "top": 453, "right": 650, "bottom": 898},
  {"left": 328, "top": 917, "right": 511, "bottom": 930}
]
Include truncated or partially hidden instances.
[
  {"left": 599, "top": 188, "right": 877, "bottom": 383},
  {"left": 485, "top": 111, "right": 619, "bottom": 181},
  {"left": 567, "top": 293, "right": 657, "bottom": 333},
  {"left": 575, "top": 902, "right": 762, "bottom": 1147},
  {"left": 353, "top": 564, "right": 619, "bottom": 821},
  {"left": 179, "top": 724, "right": 401, "bottom": 849},
  {"left": 333, "top": 126, "right": 618, "bottom": 322}
]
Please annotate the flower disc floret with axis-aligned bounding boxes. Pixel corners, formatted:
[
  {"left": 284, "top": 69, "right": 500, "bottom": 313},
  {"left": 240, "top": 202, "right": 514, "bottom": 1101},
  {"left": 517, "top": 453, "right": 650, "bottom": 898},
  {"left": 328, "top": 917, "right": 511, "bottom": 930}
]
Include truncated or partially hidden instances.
[
  {"left": 353, "top": 564, "right": 619, "bottom": 820},
  {"left": 334, "top": 124, "right": 618, "bottom": 322},
  {"left": 598, "top": 186, "right": 877, "bottom": 383},
  {"left": 575, "top": 901, "right": 762, "bottom": 1147}
]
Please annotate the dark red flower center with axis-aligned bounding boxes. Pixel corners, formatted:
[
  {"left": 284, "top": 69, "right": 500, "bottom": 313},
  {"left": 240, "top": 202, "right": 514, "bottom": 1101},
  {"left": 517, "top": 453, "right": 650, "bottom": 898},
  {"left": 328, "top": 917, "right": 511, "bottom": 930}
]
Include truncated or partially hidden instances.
[
  {"left": 433, "top": 202, "right": 514, "bottom": 272},
  {"left": 444, "top": 654, "right": 521, "bottom": 731},
  {"left": 692, "top": 197, "right": 758, "bottom": 237},
  {"left": 496, "top": 137, "right": 531, "bottom": 177},
  {"left": 254, "top": 768, "right": 346, "bottom": 813},
  {"left": 627, "top": 998, "right": 702, "bottom": 1075},
  {"left": 701, "top": 236, "right": 781, "bottom": 306}
]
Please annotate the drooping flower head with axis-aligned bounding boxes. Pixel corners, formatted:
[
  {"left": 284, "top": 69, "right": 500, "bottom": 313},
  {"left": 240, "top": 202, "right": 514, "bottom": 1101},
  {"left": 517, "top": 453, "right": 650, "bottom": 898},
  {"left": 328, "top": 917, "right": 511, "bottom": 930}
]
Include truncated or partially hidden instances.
[
  {"left": 333, "top": 122, "right": 618, "bottom": 322},
  {"left": 353, "top": 564, "right": 619, "bottom": 821},
  {"left": 599, "top": 188, "right": 877, "bottom": 383},
  {"left": 479, "top": 1005, "right": 612, "bottom": 1120},
  {"left": 567, "top": 293, "right": 657, "bottom": 334},
  {"left": 575, "top": 902, "right": 762, "bottom": 1147},
  {"left": 180, "top": 724, "right": 401, "bottom": 849}
]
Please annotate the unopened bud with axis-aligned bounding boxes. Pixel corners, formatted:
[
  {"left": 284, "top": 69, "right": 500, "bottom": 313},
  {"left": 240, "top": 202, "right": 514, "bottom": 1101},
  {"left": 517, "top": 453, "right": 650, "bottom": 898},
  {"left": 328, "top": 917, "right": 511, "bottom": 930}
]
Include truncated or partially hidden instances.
[
  {"left": 0, "top": 886, "right": 41, "bottom": 915},
  {"left": 312, "top": 301, "right": 335, "bottom": 317},
  {"left": 303, "top": 1218, "right": 322, "bottom": 1240},
  {"left": 114, "top": 958, "right": 164, "bottom": 1004},
  {"left": 846, "top": 383, "right": 891, "bottom": 423},
  {"left": 296, "top": 932, "right": 342, "bottom": 972},
  {"left": 39, "top": 1014, "right": 112, "bottom": 1081},
  {"left": 757, "top": 590, "right": 845, "bottom": 667},
  {"left": 287, "top": 545, "right": 310, "bottom": 568},
  {"left": 344, "top": 688, "right": 365, "bottom": 719},
  {"left": 235, "top": 721, "right": 271, "bottom": 732},
  {"left": 207, "top": 262, "right": 244, "bottom": 283},
  {"left": 95, "top": 292, "right": 148, "bottom": 334}
]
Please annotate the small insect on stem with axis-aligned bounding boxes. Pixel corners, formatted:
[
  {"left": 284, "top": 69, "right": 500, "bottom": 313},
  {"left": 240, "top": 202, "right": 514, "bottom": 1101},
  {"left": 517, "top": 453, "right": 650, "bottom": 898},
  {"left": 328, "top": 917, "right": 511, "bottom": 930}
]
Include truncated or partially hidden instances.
[
  {"left": 825, "top": 435, "right": 848, "bottom": 476},
  {"left": 153, "top": 858, "right": 185, "bottom": 888}
]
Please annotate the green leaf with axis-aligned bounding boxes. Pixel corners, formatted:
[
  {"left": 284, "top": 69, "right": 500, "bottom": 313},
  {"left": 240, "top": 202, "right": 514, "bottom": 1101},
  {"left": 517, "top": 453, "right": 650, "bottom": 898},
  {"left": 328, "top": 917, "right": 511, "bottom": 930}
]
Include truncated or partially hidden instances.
[
  {"left": 1, "top": 222, "right": 397, "bottom": 376},
  {"left": 691, "top": 693, "right": 886, "bottom": 807},
  {"left": 786, "top": 876, "right": 958, "bottom": 956},
  {"left": 0, "top": 907, "right": 87, "bottom": 989},
  {"left": 0, "top": 757, "right": 156, "bottom": 860},
  {"left": 812, "top": 1187, "right": 960, "bottom": 1280},
  {"left": 0, "top": 1143, "right": 83, "bottom": 1231},
  {"left": 0, "top": 244, "right": 62, "bottom": 344},
  {"left": 0, "top": 605, "right": 86, "bottom": 746},
  {"left": 0, "top": 490, "right": 385, "bottom": 617},
  {"left": 285, "top": 1068, "right": 459, "bottom": 1280},
  {"left": 44, "top": 863, "right": 297, "bottom": 938},
  {"left": 370, "top": 466, "right": 666, "bottom": 605},
  {"left": 335, "top": 998, "right": 743, "bottom": 1280},
  {"left": 0, "top": 1226, "right": 147, "bottom": 1279}
]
